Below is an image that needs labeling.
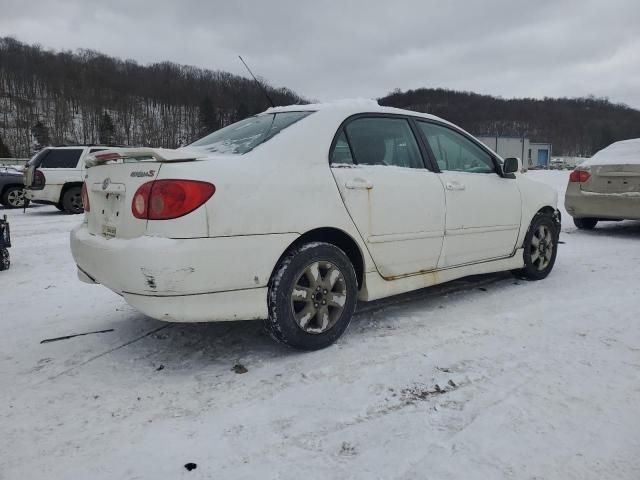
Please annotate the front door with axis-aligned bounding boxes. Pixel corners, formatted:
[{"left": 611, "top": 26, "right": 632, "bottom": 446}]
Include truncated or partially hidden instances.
[
  {"left": 416, "top": 121, "right": 522, "bottom": 268},
  {"left": 330, "top": 116, "right": 446, "bottom": 278}
]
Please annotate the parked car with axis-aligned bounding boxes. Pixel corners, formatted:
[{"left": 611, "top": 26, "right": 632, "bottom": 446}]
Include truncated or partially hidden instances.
[
  {"left": 0, "top": 165, "right": 26, "bottom": 208},
  {"left": 24, "top": 146, "right": 110, "bottom": 213},
  {"left": 71, "top": 101, "right": 560, "bottom": 350},
  {"left": 565, "top": 138, "right": 640, "bottom": 229}
]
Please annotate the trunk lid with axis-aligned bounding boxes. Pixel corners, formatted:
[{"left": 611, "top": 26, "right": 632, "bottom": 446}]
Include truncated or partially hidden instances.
[
  {"left": 582, "top": 164, "right": 640, "bottom": 194},
  {"left": 84, "top": 147, "right": 206, "bottom": 239},
  {"left": 85, "top": 161, "right": 162, "bottom": 239}
]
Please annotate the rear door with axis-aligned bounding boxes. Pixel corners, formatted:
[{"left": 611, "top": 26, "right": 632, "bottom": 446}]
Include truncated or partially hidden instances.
[
  {"left": 39, "top": 147, "right": 85, "bottom": 185},
  {"left": 416, "top": 121, "right": 522, "bottom": 268},
  {"left": 330, "top": 115, "right": 446, "bottom": 278}
]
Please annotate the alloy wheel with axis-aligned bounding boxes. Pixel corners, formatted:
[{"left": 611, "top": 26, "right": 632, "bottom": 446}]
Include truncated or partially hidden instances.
[
  {"left": 7, "top": 188, "right": 25, "bottom": 207},
  {"left": 290, "top": 261, "right": 348, "bottom": 334},
  {"left": 530, "top": 225, "right": 554, "bottom": 271}
]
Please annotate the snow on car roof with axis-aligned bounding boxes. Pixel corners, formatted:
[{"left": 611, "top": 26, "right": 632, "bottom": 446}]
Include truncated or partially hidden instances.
[
  {"left": 265, "top": 98, "right": 447, "bottom": 123},
  {"left": 582, "top": 138, "right": 640, "bottom": 166}
]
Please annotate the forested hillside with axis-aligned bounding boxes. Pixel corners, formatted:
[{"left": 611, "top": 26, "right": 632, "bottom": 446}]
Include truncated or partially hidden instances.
[
  {"left": 379, "top": 88, "right": 640, "bottom": 156},
  {"left": 3, "top": 37, "right": 640, "bottom": 158},
  {"left": 0, "top": 37, "right": 304, "bottom": 157}
]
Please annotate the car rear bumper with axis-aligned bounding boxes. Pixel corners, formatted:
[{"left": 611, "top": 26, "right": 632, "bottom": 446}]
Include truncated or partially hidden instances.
[
  {"left": 70, "top": 223, "right": 298, "bottom": 322},
  {"left": 565, "top": 184, "right": 640, "bottom": 220},
  {"left": 26, "top": 185, "right": 63, "bottom": 204}
]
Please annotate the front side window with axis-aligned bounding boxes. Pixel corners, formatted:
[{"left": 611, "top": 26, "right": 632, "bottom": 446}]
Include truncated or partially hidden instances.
[
  {"left": 345, "top": 117, "right": 423, "bottom": 169},
  {"left": 418, "top": 122, "right": 495, "bottom": 174},
  {"left": 39, "top": 149, "right": 83, "bottom": 168},
  {"left": 189, "top": 111, "right": 313, "bottom": 155}
]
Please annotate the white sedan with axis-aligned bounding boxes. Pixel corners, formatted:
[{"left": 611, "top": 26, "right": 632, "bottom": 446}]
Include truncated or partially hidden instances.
[{"left": 71, "top": 100, "right": 560, "bottom": 350}]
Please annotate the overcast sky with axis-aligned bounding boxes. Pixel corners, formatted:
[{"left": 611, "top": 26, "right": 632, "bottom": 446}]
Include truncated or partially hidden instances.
[{"left": 2, "top": 0, "right": 640, "bottom": 107}]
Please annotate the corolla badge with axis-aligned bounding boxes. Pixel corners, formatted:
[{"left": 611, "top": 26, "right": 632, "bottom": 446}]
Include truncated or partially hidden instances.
[{"left": 102, "top": 178, "right": 111, "bottom": 190}]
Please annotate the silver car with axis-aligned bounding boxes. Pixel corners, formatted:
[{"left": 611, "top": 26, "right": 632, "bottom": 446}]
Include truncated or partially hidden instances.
[{"left": 565, "top": 139, "right": 640, "bottom": 229}]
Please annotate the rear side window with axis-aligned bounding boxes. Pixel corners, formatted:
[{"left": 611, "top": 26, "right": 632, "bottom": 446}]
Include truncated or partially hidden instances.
[
  {"left": 189, "top": 111, "right": 313, "bottom": 155},
  {"left": 40, "top": 149, "right": 83, "bottom": 168},
  {"left": 345, "top": 117, "right": 423, "bottom": 169},
  {"left": 330, "top": 129, "right": 354, "bottom": 165}
]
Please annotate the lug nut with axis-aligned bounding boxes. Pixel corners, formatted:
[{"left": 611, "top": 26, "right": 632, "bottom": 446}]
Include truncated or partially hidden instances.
[
  {"left": 322, "top": 300, "right": 326, "bottom": 304},
  {"left": 314, "top": 303, "right": 318, "bottom": 308}
]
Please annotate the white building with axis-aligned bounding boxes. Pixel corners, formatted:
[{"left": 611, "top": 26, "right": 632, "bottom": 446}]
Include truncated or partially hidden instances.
[{"left": 476, "top": 135, "right": 552, "bottom": 170}]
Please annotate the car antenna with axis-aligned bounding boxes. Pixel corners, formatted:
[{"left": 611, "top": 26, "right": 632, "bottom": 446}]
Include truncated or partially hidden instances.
[{"left": 238, "top": 55, "right": 276, "bottom": 108}]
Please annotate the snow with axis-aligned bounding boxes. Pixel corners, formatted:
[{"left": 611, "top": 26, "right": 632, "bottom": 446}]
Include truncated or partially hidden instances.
[
  {"left": 581, "top": 138, "right": 640, "bottom": 166},
  {"left": 2, "top": 171, "right": 640, "bottom": 479}
]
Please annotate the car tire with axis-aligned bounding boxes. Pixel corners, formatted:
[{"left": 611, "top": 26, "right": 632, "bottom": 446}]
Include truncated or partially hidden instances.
[
  {"left": 55, "top": 203, "right": 64, "bottom": 211},
  {"left": 61, "top": 186, "right": 84, "bottom": 214},
  {"left": 573, "top": 217, "right": 598, "bottom": 230},
  {"left": 1, "top": 186, "right": 26, "bottom": 208},
  {"left": 266, "top": 242, "right": 358, "bottom": 350},
  {"left": 0, "top": 248, "right": 9, "bottom": 271},
  {"left": 515, "top": 212, "right": 559, "bottom": 281}
]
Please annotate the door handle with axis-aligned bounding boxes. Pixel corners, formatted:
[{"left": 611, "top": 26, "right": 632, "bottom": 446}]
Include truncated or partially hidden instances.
[
  {"left": 445, "top": 181, "right": 466, "bottom": 191},
  {"left": 345, "top": 178, "right": 374, "bottom": 190}
]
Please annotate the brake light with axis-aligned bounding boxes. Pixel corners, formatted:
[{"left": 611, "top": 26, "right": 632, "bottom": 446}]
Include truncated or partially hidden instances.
[
  {"left": 33, "top": 169, "right": 46, "bottom": 189},
  {"left": 81, "top": 182, "right": 90, "bottom": 212},
  {"left": 569, "top": 170, "right": 591, "bottom": 183},
  {"left": 132, "top": 180, "right": 215, "bottom": 220}
]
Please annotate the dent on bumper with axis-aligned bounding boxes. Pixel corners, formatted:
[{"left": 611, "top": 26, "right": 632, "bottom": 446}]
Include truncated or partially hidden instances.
[
  {"left": 123, "top": 288, "right": 268, "bottom": 322},
  {"left": 70, "top": 224, "right": 298, "bottom": 318}
]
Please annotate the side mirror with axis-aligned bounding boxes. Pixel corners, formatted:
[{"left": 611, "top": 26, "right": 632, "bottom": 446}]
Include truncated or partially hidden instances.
[{"left": 503, "top": 157, "right": 521, "bottom": 175}]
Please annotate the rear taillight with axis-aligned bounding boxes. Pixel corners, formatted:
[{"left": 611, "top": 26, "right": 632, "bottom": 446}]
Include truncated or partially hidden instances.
[
  {"left": 132, "top": 180, "right": 215, "bottom": 220},
  {"left": 81, "top": 182, "right": 90, "bottom": 212},
  {"left": 33, "top": 169, "right": 46, "bottom": 189},
  {"left": 569, "top": 169, "right": 591, "bottom": 183}
]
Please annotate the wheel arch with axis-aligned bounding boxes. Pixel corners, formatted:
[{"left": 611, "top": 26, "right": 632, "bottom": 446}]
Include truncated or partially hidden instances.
[
  {"left": 1, "top": 182, "right": 24, "bottom": 196},
  {"left": 58, "top": 181, "right": 83, "bottom": 204},
  {"left": 272, "top": 227, "right": 365, "bottom": 289},
  {"left": 520, "top": 205, "right": 561, "bottom": 249}
]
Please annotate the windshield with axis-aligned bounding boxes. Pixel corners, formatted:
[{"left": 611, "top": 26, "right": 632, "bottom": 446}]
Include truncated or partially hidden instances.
[{"left": 189, "top": 111, "right": 313, "bottom": 155}]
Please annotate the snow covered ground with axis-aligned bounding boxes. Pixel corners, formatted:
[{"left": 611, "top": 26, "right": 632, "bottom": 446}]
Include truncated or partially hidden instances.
[{"left": 1, "top": 170, "right": 639, "bottom": 479}]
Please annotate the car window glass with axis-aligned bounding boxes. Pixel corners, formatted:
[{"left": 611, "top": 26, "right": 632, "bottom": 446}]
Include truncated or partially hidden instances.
[
  {"left": 89, "top": 148, "right": 107, "bottom": 153},
  {"left": 189, "top": 111, "right": 313, "bottom": 154},
  {"left": 345, "top": 117, "right": 423, "bottom": 169},
  {"left": 39, "top": 149, "right": 83, "bottom": 168},
  {"left": 330, "top": 129, "right": 354, "bottom": 165},
  {"left": 418, "top": 122, "right": 495, "bottom": 173}
]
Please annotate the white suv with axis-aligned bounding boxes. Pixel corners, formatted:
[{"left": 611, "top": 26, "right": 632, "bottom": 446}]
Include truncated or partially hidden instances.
[
  {"left": 25, "top": 146, "right": 109, "bottom": 213},
  {"left": 71, "top": 101, "right": 560, "bottom": 350}
]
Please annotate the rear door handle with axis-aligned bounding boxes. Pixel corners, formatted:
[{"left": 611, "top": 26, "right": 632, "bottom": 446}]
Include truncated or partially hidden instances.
[
  {"left": 345, "top": 178, "right": 374, "bottom": 190},
  {"left": 445, "top": 181, "right": 466, "bottom": 191}
]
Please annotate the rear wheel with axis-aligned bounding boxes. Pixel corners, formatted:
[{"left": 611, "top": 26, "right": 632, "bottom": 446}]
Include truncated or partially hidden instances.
[
  {"left": 1, "top": 186, "right": 25, "bottom": 208},
  {"left": 573, "top": 217, "right": 598, "bottom": 230},
  {"left": 61, "top": 186, "right": 84, "bottom": 214},
  {"left": 515, "top": 212, "right": 559, "bottom": 280},
  {"left": 266, "top": 242, "right": 358, "bottom": 350}
]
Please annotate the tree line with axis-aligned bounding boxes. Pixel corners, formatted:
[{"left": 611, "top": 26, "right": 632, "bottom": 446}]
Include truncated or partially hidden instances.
[
  {"left": 0, "top": 37, "right": 304, "bottom": 157},
  {"left": 2, "top": 37, "right": 640, "bottom": 158},
  {"left": 379, "top": 88, "right": 640, "bottom": 157}
]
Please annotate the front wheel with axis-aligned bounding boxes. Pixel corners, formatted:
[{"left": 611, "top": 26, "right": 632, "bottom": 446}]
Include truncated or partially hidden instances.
[
  {"left": 266, "top": 242, "right": 358, "bottom": 350},
  {"left": 61, "top": 186, "right": 84, "bottom": 214},
  {"left": 515, "top": 212, "right": 559, "bottom": 280}
]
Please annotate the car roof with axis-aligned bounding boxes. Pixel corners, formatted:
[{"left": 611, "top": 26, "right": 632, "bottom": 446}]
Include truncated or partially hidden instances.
[{"left": 265, "top": 99, "right": 449, "bottom": 124}]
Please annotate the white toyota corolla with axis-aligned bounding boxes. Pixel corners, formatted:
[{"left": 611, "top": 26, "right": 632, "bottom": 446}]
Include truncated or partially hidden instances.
[{"left": 71, "top": 100, "right": 560, "bottom": 350}]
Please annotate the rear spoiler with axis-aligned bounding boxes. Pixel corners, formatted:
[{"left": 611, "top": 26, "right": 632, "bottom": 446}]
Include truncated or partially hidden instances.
[{"left": 85, "top": 147, "right": 203, "bottom": 168}]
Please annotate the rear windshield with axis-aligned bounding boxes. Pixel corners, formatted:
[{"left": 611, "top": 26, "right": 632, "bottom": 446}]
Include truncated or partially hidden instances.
[
  {"left": 189, "top": 111, "right": 313, "bottom": 155},
  {"left": 28, "top": 148, "right": 50, "bottom": 167}
]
